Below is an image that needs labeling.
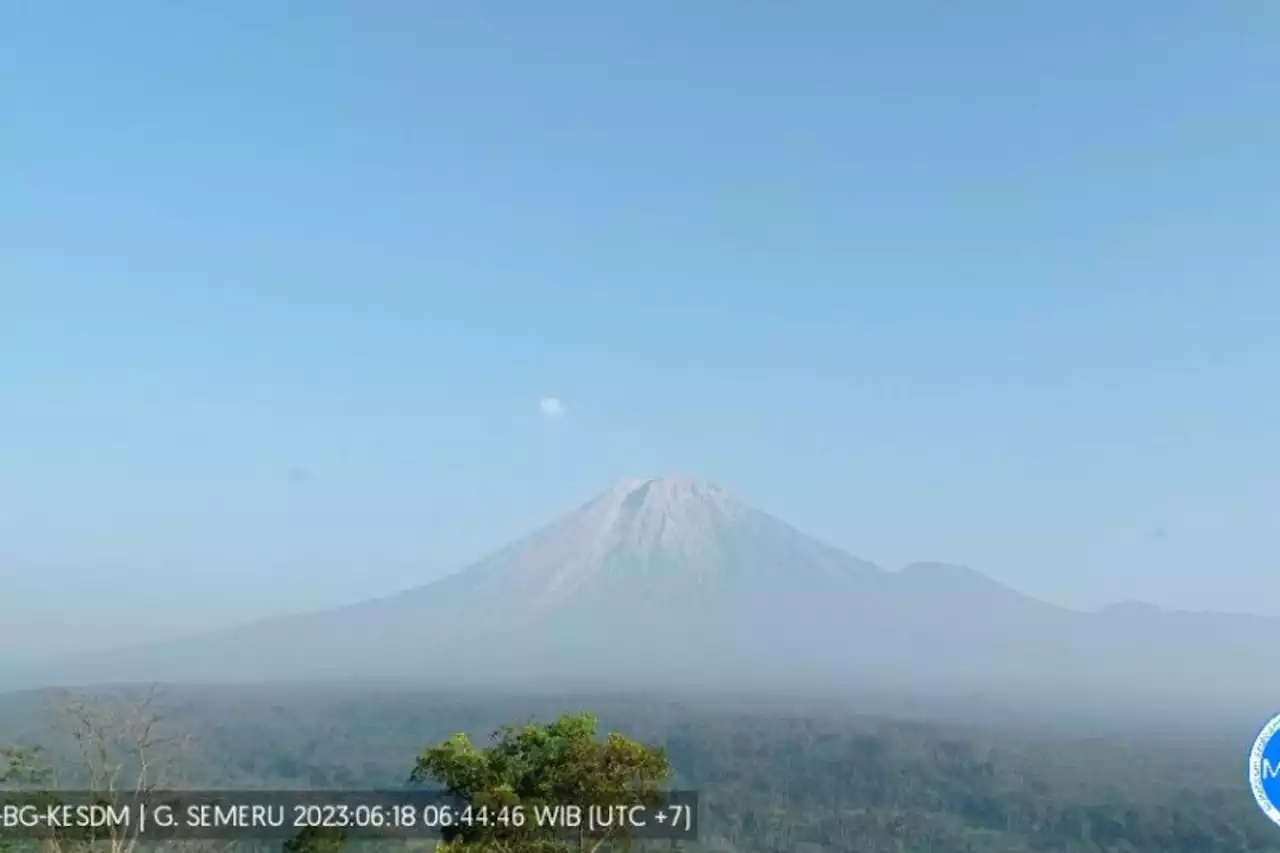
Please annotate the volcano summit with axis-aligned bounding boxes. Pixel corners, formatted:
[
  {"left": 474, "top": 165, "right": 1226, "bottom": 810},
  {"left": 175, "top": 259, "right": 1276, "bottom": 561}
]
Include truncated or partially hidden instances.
[{"left": 28, "top": 476, "right": 1280, "bottom": 713}]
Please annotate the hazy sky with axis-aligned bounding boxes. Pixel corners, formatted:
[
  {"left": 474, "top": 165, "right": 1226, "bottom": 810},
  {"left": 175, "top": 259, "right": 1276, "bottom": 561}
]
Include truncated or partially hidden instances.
[{"left": 4, "top": 1, "right": 1278, "bottom": 652}]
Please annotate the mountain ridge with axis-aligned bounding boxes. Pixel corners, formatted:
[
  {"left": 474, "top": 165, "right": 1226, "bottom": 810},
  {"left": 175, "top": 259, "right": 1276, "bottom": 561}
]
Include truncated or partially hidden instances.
[{"left": 13, "top": 475, "right": 1276, "bottom": 717}]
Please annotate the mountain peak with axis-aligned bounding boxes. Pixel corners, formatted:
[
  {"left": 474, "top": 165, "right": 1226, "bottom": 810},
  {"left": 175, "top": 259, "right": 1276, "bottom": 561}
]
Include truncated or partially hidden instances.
[
  {"left": 40, "top": 477, "right": 1280, "bottom": 711},
  {"left": 608, "top": 473, "right": 726, "bottom": 497},
  {"left": 589, "top": 474, "right": 743, "bottom": 554},
  {"left": 449, "top": 473, "right": 872, "bottom": 615},
  {"left": 444, "top": 475, "right": 754, "bottom": 609}
]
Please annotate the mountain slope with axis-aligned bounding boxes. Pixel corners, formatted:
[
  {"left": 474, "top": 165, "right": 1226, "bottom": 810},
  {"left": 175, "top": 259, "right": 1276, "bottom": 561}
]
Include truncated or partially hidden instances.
[
  {"left": 25, "top": 476, "right": 1279, "bottom": 715},
  {"left": 40, "top": 476, "right": 883, "bottom": 686}
]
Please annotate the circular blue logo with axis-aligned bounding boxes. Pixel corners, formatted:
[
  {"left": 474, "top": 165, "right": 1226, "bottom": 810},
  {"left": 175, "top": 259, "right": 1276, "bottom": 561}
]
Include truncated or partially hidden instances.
[{"left": 1249, "top": 714, "right": 1280, "bottom": 827}]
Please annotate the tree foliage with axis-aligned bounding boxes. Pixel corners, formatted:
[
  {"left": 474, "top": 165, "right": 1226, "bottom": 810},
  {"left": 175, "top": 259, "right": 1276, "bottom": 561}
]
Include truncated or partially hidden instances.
[
  {"left": 0, "top": 746, "right": 48, "bottom": 853},
  {"left": 0, "top": 744, "right": 49, "bottom": 788},
  {"left": 7, "top": 686, "right": 1278, "bottom": 853},
  {"left": 409, "top": 713, "right": 671, "bottom": 852},
  {"left": 281, "top": 826, "right": 348, "bottom": 853}
]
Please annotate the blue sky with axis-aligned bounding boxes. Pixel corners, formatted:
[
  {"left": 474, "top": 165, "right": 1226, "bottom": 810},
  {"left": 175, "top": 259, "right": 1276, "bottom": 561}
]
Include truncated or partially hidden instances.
[{"left": 4, "top": 1, "right": 1278, "bottom": 651}]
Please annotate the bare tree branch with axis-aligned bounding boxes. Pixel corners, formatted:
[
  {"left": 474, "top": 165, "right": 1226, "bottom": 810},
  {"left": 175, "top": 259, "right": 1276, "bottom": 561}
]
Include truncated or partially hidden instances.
[{"left": 40, "top": 686, "right": 198, "bottom": 853}]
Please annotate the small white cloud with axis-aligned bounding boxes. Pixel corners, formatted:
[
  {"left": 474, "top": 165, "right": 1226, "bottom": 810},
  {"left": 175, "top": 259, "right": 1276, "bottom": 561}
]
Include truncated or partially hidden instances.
[{"left": 539, "top": 397, "right": 565, "bottom": 419}]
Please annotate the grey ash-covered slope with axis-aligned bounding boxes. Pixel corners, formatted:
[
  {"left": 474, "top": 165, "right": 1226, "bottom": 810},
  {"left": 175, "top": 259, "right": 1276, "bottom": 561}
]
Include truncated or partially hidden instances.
[
  {"left": 63, "top": 475, "right": 884, "bottom": 686},
  {"left": 38, "top": 476, "right": 1279, "bottom": 711}
]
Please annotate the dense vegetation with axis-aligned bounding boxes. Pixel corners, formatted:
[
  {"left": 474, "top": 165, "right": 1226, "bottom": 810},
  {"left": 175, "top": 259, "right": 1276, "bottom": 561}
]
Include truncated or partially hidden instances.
[{"left": 1, "top": 684, "right": 1275, "bottom": 853}]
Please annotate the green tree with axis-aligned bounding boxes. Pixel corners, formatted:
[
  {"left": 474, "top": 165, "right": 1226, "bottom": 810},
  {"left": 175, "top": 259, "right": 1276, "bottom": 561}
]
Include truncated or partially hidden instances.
[
  {"left": 282, "top": 826, "right": 348, "bottom": 853},
  {"left": 409, "top": 713, "right": 671, "bottom": 853},
  {"left": 1, "top": 745, "right": 53, "bottom": 853},
  {"left": 0, "top": 744, "right": 49, "bottom": 787}
]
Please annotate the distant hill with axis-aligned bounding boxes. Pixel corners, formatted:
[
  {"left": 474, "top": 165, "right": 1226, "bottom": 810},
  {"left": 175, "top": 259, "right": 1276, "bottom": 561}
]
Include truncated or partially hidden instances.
[{"left": 20, "top": 475, "right": 1278, "bottom": 716}]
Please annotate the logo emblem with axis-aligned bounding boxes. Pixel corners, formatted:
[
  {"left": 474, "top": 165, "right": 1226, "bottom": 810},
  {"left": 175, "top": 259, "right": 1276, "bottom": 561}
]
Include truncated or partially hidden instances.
[{"left": 1249, "top": 714, "right": 1280, "bottom": 827}]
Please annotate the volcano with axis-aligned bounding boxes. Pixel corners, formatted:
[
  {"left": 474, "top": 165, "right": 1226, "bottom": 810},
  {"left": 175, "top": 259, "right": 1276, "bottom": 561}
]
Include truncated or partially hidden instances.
[
  {"left": 56, "top": 475, "right": 886, "bottom": 687},
  {"left": 27, "top": 475, "right": 1280, "bottom": 714}
]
